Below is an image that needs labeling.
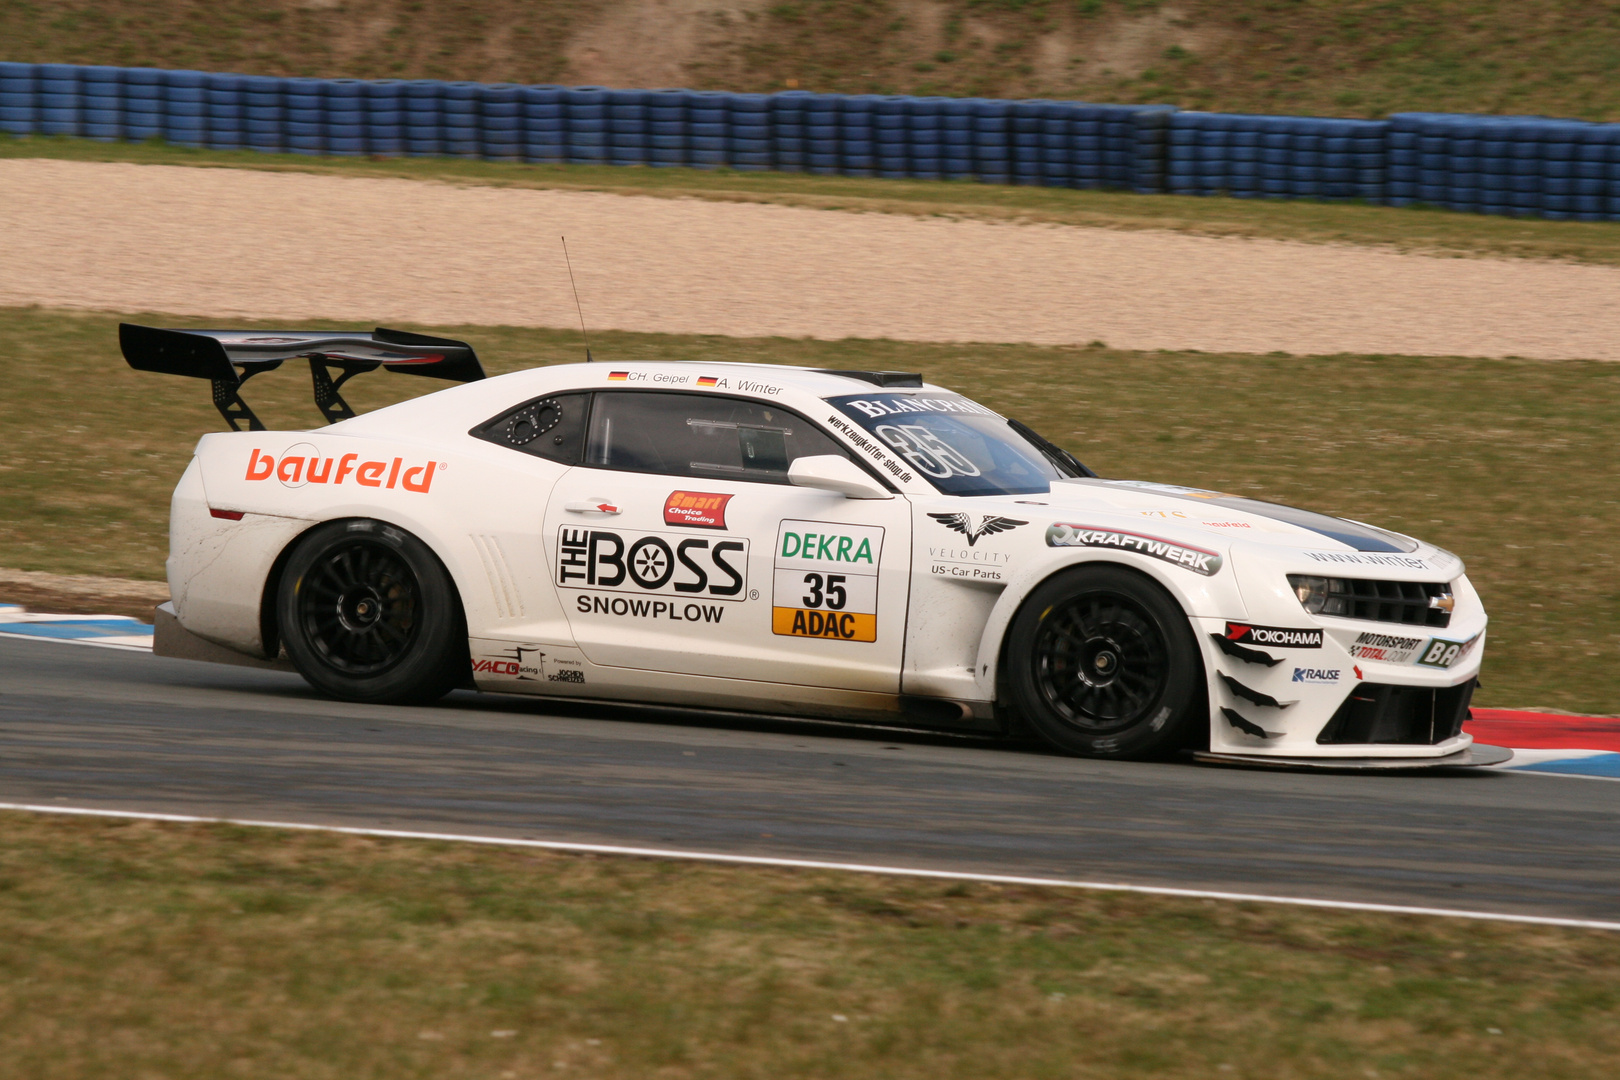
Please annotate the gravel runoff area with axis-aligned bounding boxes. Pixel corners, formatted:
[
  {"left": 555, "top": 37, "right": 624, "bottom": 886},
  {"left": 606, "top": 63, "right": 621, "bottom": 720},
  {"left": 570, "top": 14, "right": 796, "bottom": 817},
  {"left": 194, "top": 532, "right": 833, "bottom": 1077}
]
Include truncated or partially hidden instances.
[{"left": 5, "top": 158, "right": 1620, "bottom": 358}]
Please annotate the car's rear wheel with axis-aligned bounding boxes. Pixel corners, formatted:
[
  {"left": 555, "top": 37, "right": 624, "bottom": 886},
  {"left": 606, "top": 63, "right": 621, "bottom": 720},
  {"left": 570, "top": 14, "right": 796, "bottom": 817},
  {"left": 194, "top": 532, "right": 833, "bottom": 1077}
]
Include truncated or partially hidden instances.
[
  {"left": 1005, "top": 564, "right": 1205, "bottom": 759},
  {"left": 277, "top": 519, "right": 466, "bottom": 704}
]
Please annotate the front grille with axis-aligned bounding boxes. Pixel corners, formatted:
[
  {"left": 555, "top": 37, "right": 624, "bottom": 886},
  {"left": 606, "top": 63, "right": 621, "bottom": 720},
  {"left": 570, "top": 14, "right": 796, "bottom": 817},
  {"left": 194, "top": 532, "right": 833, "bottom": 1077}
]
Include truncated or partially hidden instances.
[
  {"left": 1291, "top": 575, "right": 1453, "bottom": 628},
  {"left": 1316, "top": 678, "right": 1475, "bottom": 745}
]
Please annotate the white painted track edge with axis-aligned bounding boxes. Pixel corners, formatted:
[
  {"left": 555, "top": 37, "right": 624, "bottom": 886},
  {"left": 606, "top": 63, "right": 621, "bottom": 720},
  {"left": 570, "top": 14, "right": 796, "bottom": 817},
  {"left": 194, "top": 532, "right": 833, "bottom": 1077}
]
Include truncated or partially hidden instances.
[{"left": 4, "top": 802, "right": 1617, "bottom": 933}]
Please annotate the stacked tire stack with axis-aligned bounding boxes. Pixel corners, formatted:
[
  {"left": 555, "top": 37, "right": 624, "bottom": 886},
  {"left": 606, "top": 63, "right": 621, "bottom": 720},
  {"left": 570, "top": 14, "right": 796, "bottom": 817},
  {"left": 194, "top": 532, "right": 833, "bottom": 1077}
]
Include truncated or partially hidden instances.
[
  {"left": 403, "top": 80, "right": 443, "bottom": 157},
  {"left": 481, "top": 84, "right": 523, "bottom": 162},
  {"left": 1036, "top": 102, "right": 1074, "bottom": 188},
  {"left": 607, "top": 88, "right": 648, "bottom": 166},
  {"left": 1581, "top": 124, "right": 1620, "bottom": 221},
  {"left": 81, "top": 66, "right": 123, "bottom": 142},
  {"left": 1129, "top": 105, "right": 1174, "bottom": 193},
  {"left": 521, "top": 85, "right": 565, "bottom": 164},
  {"left": 840, "top": 95, "right": 877, "bottom": 177},
  {"left": 365, "top": 80, "right": 404, "bottom": 157},
  {"left": 973, "top": 98, "right": 1012, "bottom": 184},
  {"left": 803, "top": 94, "right": 839, "bottom": 174},
  {"left": 1066, "top": 106, "right": 1112, "bottom": 189},
  {"left": 563, "top": 86, "right": 609, "bottom": 165},
  {"left": 905, "top": 97, "right": 943, "bottom": 180},
  {"left": 1537, "top": 119, "right": 1589, "bottom": 220},
  {"left": 683, "top": 90, "right": 728, "bottom": 168},
  {"left": 36, "top": 63, "right": 80, "bottom": 137},
  {"left": 0, "top": 62, "right": 35, "bottom": 137},
  {"left": 244, "top": 75, "right": 284, "bottom": 153},
  {"left": 769, "top": 91, "right": 809, "bottom": 172},
  {"left": 283, "top": 78, "right": 325, "bottom": 155},
  {"left": 122, "top": 68, "right": 164, "bottom": 143},
  {"left": 324, "top": 79, "right": 368, "bottom": 156},
  {"left": 1325, "top": 118, "right": 1385, "bottom": 202},
  {"left": 874, "top": 96, "right": 909, "bottom": 179},
  {"left": 1382, "top": 112, "right": 1431, "bottom": 206},
  {"left": 1009, "top": 100, "right": 1045, "bottom": 185},
  {"left": 441, "top": 82, "right": 481, "bottom": 158},
  {"left": 161, "top": 70, "right": 207, "bottom": 148},
  {"left": 940, "top": 99, "right": 974, "bottom": 180},
  {"left": 729, "top": 93, "right": 772, "bottom": 170},
  {"left": 645, "top": 89, "right": 687, "bottom": 167},
  {"left": 203, "top": 72, "right": 243, "bottom": 150}
]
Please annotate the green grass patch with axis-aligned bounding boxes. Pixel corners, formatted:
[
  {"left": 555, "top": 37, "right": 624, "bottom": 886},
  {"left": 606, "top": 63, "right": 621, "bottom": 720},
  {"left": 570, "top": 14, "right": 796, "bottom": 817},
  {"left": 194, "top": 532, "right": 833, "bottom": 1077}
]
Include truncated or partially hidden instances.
[
  {"left": 1, "top": 305, "right": 1615, "bottom": 712},
  {"left": 10, "top": 135, "right": 1620, "bottom": 266},
  {"left": 1, "top": 811, "right": 1617, "bottom": 1079}
]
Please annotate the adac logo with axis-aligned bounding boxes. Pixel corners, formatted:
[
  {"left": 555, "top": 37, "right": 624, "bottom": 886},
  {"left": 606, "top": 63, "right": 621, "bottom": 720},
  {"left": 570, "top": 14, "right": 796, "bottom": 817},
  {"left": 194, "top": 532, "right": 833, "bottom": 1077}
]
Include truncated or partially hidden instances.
[
  {"left": 664, "top": 490, "right": 732, "bottom": 530},
  {"left": 246, "top": 445, "right": 438, "bottom": 493},
  {"left": 927, "top": 513, "right": 1027, "bottom": 547}
]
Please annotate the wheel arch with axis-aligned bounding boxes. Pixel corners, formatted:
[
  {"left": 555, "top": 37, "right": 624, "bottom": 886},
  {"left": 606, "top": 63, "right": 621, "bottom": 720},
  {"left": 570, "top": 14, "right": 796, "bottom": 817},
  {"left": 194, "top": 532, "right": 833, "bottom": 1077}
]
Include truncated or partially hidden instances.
[
  {"left": 259, "top": 513, "right": 474, "bottom": 667},
  {"left": 972, "top": 548, "right": 1240, "bottom": 703}
]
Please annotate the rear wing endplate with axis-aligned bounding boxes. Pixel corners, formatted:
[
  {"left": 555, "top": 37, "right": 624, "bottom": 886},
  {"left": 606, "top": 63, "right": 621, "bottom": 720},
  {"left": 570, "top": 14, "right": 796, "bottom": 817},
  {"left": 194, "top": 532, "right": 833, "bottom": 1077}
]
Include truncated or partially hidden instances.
[{"left": 119, "top": 324, "right": 487, "bottom": 431}]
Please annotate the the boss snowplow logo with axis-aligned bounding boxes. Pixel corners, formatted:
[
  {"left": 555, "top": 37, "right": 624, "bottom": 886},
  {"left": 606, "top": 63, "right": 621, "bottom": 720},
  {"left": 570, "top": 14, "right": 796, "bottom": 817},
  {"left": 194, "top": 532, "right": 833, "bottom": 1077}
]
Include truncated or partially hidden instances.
[
  {"left": 245, "top": 445, "right": 439, "bottom": 493},
  {"left": 555, "top": 527, "right": 747, "bottom": 600},
  {"left": 1045, "top": 523, "right": 1223, "bottom": 577}
]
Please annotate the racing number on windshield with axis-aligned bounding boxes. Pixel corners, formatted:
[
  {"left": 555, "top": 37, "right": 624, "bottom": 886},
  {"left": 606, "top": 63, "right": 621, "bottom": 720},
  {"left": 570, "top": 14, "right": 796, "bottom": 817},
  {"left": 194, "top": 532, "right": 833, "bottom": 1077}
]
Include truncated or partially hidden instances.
[
  {"left": 801, "top": 572, "right": 847, "bottom": 610},
  {"left": 874, "top": 423, "right": 981, "bottom": 480}
]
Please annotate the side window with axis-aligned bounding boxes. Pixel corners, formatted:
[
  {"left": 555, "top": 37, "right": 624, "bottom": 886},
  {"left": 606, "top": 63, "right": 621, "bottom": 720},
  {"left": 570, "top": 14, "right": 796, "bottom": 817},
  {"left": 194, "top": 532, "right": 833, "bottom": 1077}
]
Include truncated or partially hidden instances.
[
  {"left": 471, "top": 391, "right": 592, "bottom": 465},
  {"left": 584, "top": 391, "right": 852, "bottom": 484}
]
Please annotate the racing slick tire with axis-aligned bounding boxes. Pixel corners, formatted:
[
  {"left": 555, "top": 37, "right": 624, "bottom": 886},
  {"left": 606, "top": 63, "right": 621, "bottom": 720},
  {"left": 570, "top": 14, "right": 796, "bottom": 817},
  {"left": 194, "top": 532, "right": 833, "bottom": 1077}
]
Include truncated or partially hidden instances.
[
  {"left": 1006, "top": 564, "right": 1206, "bottom": 759},
  {"left": 277, "top": 519, "right": 468, "bottom": 705}
]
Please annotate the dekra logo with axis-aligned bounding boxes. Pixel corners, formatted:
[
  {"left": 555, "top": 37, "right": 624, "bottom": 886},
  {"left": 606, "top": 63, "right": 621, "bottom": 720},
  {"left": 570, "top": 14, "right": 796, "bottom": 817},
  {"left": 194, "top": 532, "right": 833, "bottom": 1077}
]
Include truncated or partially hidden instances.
[{"left": 780, "top": 529, "right": 874, "bottom": 564}]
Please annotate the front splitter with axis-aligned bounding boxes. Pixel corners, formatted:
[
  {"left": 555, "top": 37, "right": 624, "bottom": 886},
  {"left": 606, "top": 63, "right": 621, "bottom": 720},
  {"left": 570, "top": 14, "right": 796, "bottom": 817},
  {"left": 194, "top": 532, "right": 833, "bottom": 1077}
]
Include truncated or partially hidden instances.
[{"left": 1193, "top": 743, "right": 1514, "bottom": 771}]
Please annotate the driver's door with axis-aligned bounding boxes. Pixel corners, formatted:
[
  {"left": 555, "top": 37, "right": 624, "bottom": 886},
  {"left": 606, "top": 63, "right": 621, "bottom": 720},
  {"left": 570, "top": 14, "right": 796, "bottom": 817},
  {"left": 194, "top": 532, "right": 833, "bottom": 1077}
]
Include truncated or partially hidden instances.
[{"left": 541, "top": 390, "right": 911, "bottom": 693}]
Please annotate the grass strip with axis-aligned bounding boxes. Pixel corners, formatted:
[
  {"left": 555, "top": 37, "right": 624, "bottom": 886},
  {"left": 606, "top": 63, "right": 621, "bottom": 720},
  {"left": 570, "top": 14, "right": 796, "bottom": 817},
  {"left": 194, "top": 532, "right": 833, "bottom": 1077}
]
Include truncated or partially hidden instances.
[
  {"left": 8, "top": 134, "right": 1620, "bottom": 266},
  {"left": 1, "top": 305, "right": 1614, "bottom": 713},
  {"left": 2, "top": 812, "right": 1618, "bottom": 1080}
]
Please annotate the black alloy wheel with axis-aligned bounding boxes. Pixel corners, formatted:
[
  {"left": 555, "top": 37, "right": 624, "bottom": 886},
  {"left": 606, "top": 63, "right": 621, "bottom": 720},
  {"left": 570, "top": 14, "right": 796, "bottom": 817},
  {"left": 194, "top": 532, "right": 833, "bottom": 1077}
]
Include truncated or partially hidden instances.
[
  {"left": 278, "top": 519, "right": 467, "bottom": 704},
  {"left": 1006, "top": 564, "right": 1206, "bottom": 759}
]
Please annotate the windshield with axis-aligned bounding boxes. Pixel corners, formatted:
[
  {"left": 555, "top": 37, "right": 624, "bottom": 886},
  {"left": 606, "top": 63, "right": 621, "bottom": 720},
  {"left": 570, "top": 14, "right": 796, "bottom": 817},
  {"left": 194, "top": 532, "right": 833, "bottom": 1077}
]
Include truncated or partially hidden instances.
[{"left": 826, "top": 392, "right": 1079, "bottom": 496}]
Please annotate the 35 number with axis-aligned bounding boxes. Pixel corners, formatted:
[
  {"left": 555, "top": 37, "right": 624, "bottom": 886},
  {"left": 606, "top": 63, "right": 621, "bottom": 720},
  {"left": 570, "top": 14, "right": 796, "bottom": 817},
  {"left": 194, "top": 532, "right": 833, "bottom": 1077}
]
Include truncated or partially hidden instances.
[{"left": 802, "top": 572, "right": 847, "bottom": 610}]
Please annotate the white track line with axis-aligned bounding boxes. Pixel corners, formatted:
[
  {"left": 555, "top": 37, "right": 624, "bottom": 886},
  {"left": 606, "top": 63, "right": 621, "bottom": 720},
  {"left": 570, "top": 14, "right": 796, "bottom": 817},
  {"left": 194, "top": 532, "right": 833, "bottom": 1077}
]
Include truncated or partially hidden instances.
[{"left": 5, "top": 801, "right": 1617, "bottom": 933}]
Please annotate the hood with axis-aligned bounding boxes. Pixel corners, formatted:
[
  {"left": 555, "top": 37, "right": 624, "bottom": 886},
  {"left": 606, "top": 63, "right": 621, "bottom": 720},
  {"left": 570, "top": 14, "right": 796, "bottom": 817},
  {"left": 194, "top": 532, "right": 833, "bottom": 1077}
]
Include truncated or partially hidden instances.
[{"left": 1031, "top": 478, "right": 1421, "bottom": 554}]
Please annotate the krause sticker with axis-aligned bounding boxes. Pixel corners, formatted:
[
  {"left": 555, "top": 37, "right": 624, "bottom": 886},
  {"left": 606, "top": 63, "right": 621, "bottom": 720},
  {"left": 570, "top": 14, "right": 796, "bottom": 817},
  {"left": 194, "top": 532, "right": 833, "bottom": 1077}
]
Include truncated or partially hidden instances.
[{"left": 773, "top": 519, "right": 884, "bottom": 642}]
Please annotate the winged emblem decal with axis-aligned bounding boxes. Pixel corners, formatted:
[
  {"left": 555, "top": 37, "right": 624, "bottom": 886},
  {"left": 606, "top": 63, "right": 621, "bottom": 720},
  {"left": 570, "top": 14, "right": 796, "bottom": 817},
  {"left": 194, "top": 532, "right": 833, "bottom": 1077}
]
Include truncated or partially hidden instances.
[{"left": 927, "top": 513, "right": 1028, "bottom": 547}]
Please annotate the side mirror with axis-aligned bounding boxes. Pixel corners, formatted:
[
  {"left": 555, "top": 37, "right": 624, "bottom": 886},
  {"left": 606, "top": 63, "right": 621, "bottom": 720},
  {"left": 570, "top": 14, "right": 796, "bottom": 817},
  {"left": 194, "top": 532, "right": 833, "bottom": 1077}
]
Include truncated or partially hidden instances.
[{"left": 787, "top": 455, "right": 893, "bottom": 499}]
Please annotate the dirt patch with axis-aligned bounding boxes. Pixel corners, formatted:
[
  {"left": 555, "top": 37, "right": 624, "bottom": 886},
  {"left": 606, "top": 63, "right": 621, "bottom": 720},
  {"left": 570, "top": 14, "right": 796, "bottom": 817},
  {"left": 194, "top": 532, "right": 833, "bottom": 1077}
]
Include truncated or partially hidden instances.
[
  {"left": 565, "top": 0, "right": 772, "bottom": 88},
  {"left": 1081, "top": 5, "right": 1222, "bottom": 79},
  {"left": 0, "top": 568, "right": 168, "bottom": 622}
]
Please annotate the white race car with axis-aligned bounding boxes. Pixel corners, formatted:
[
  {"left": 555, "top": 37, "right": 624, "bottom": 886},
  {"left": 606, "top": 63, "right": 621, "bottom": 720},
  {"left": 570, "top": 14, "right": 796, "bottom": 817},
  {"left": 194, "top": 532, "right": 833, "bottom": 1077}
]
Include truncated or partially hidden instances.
[{"left": 124, "top": 324, "right": 1507, "bottom": 768}]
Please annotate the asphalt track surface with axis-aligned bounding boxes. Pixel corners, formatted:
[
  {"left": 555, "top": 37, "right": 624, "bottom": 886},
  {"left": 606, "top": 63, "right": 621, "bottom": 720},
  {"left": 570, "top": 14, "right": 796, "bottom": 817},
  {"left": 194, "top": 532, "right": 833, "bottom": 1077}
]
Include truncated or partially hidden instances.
[{"left": 3, "top": 635, "right": 1617, "bottom": 922}]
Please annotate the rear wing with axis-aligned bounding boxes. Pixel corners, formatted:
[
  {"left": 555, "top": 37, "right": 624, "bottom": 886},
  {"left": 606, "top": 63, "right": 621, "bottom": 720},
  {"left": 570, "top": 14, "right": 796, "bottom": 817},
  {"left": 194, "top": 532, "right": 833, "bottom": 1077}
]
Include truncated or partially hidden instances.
[{"left": 119, "top": 324, "right": 487, "bottom": 431}]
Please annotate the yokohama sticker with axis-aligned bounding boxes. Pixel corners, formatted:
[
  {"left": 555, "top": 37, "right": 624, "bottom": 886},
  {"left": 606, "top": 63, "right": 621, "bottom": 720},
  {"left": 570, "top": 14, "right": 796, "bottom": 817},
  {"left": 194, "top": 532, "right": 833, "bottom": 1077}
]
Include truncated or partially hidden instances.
[
  {"left": 1045, "top": 523, "right": 1223, "bottom": 576},
  {"left": 663, "top": 491, "right": 732, "bottom": 529},
  {"left": 1224, "top": 623, "right": 1322, "bottom": 649},
  {"left": 1348, "top": 630, "right": 1424, "bottom": 664}
]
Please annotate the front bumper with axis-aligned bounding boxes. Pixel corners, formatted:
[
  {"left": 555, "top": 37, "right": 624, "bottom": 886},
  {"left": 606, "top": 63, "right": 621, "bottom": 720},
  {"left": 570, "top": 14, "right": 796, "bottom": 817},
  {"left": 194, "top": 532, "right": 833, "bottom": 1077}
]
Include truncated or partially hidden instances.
[{"left": 1194, "top": 743, "right": 1513, "bottom": 770}]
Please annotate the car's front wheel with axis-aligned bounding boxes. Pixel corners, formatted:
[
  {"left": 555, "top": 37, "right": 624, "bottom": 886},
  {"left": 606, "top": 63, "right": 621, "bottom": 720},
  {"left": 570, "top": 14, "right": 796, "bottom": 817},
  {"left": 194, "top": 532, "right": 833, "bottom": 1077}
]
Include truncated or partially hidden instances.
[
  {"left": 277, "top": 519, "right": 467, "bottom": 704},
  {"left": 1005, "top": 564, "right": 1206, "bottom": 759}
]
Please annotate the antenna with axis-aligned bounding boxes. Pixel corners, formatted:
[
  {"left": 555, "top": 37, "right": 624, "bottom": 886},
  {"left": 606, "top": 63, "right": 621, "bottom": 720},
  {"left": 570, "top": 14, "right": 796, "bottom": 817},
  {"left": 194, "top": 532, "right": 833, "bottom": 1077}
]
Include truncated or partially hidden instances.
[{"left": 561, "top": 236, "right": 593, "bottom": 363}]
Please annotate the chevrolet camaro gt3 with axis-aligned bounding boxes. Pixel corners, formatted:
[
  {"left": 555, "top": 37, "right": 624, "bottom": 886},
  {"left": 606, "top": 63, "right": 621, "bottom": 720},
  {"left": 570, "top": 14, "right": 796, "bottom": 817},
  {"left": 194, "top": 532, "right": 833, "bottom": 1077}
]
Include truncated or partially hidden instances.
[{"left": 122, "top": 323, "right": 1507, "bottom": 768}]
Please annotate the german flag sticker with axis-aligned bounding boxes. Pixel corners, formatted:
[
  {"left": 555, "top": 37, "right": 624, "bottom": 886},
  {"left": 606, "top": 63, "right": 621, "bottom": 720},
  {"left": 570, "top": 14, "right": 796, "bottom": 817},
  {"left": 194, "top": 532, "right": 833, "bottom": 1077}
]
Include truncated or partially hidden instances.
[
  {"left": 697, "top": 375, "right": 718, "bottom": 387},
  {"left": 607, "top": 371, "right": 629, "bottom": 381}
]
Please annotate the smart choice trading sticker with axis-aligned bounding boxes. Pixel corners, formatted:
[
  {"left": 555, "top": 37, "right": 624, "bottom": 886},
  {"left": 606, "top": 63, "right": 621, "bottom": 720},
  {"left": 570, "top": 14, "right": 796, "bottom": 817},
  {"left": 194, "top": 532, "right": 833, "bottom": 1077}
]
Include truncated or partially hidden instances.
[{"left": 772, "top": 519, "right": 884, "bottom": 642}]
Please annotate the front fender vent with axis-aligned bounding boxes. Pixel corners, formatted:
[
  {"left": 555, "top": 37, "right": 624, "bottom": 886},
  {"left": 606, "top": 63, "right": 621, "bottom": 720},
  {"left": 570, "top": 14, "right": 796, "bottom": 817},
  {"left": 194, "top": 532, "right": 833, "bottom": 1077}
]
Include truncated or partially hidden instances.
[{"left": 1316, "top": 679, "right": 1476, "bottom": 745}]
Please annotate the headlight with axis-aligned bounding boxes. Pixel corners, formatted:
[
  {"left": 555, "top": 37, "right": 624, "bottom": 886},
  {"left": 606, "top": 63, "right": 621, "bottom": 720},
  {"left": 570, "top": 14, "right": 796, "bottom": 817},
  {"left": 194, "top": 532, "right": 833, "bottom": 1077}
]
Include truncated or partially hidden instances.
[{"left": 1288, "top": 575, "right": 1350, "bottom": 616}]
